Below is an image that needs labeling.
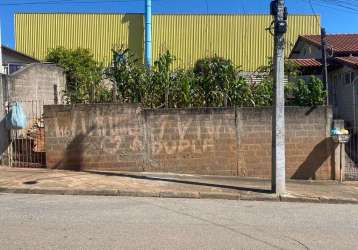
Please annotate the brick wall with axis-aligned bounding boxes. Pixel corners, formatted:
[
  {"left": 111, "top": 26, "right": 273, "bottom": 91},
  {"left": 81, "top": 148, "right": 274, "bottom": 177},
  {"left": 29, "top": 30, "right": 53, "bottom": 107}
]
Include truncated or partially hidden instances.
[{"left": 44, "top": 104, "right": 334, "bottom": 180}]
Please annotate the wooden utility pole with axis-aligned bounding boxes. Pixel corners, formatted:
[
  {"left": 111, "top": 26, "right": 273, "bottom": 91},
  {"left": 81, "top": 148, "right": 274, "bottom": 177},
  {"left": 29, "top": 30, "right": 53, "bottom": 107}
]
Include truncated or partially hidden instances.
[{"left": 271, "top": 0, "right": 287, "bottom": 194}]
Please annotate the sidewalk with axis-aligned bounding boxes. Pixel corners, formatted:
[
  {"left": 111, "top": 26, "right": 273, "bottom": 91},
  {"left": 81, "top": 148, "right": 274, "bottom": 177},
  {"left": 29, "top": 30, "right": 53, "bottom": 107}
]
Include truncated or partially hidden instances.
[{"left": 0, "top": 167, "right": 357, "bottom": 204}]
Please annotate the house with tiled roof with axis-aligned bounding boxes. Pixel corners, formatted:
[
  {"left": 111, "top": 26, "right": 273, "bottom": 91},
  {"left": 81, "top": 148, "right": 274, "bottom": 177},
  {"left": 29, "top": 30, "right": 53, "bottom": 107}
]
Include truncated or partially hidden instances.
[
  {"left": 1, "top": 45, "right": 39, "bottom": 74},
  {"left": 289, "top": 34, "right": 358, "bottom": 125}
]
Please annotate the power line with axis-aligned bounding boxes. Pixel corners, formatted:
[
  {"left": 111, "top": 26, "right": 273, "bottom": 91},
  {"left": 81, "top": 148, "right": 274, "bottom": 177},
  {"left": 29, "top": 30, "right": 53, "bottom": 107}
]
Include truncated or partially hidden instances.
[
  {"left": 308, "top": 0, "right": 321, "bottom": 26},
  {"left": 0, "top": 0, "right": 144, "bottom": 6},
  {"left": 320, "top": 0, "right": 358, "bottom": 10},
  {"left": 5, "top": 0, "right": 358, "bottom": 16},
  {"left": 305, "top": 0, "right": 358, "bottom": 15}
]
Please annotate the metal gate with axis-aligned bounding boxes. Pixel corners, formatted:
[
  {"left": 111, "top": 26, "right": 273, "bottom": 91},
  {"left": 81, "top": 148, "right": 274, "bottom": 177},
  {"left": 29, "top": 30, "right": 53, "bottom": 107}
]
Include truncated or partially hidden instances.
[
  {"left": 345, "top": 81, "right": 358, "bottom": 180},
  {"left": 7, "top": 100, "right": 46, "bottom": 168}
]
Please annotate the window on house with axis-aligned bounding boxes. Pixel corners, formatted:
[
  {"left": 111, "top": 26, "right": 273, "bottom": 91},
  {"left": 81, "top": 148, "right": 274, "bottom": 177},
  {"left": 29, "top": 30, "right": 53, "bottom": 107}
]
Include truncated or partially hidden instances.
[
  {"left": 303, "top": 48, "right": 308, "bottom": 57},
  {"left": 308, "top": 46, "right": 312, "bottom": 55},
  {"left": 344, "top": 72, "right": 356, "bottom": 85},
  {"left": 3, "top": 64, "right": 24, "bottom": 75},
  {"left": 343, "top": 72, "right": 357, "bottom": 85},
  {"left": 10, "top": 64, "right": 24, "bottom": 74},
  {"left": 3, "top": 65, "right": 9, "bottom": 75}
]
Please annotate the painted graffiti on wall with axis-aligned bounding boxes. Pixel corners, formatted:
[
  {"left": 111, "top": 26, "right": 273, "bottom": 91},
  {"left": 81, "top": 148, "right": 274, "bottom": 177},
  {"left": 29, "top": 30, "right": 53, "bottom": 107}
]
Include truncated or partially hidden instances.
[
  {"left": 150, "top": 114, "right": 236, "bottom": 156},
  {"left": 53, "top": 108, "right": 144, "bottom": 154}
]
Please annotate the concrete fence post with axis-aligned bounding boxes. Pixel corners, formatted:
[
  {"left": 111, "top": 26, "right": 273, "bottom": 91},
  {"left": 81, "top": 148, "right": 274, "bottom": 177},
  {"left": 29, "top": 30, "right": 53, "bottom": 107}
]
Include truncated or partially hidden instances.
[{"left": 333, "top": 119, "right": 345, "bottom": 181}]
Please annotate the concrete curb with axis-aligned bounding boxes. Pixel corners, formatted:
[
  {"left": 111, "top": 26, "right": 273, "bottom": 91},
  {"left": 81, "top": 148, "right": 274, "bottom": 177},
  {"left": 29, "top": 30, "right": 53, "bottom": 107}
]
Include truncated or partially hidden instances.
[
  {"left": 1, "top": 187, "right": 358, "bottom": 204},
  {"left": 279, "top": 194, "right": 358, "bottom": 204}
]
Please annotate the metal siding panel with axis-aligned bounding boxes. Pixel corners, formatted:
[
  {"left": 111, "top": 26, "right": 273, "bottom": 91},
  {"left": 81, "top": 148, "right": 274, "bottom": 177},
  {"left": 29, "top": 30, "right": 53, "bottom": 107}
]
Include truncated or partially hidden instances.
[
  {"left": 15, "top": 13, "right": 143, "bottom": 63},
  {"left": 152, "top": 14, "right": 320, "bottom": 71},
  {"left": 15, "top": 14, "right": 320, "bottom": 71}
]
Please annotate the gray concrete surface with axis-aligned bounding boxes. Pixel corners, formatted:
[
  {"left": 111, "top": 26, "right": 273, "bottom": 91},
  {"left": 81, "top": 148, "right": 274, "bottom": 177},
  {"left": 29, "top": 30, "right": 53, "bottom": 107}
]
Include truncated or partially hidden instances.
[
  {"left": 0, "top": 194, "right": 357, "bottom": 250},
  {"left": 1, "top": 168, "right": 358, "bottom": 203}
]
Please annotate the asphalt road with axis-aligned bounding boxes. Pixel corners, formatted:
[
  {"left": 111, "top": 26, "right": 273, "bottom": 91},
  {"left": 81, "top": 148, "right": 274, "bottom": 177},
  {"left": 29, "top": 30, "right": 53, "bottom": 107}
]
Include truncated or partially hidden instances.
[{"left": 0, "top": 194, "right": 357, "bottom": 250}]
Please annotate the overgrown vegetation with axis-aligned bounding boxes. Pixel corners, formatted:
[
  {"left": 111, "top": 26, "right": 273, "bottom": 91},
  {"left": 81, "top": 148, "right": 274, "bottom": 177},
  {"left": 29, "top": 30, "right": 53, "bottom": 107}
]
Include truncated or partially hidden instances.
[
  {"left": 46, "top": 47, "right": 110, "bottom": 104},
  {"left": 104, "top": 46, "right": 146, "bottom": 104},
  {"left": 290, "top": 76, "right": 326, "bottom": 106},
  {"left": 46, "top": 47, "right": 326, "bottom": 107},
  {"left": 254, "top": 57, "right": 327, "bottom": 106}
]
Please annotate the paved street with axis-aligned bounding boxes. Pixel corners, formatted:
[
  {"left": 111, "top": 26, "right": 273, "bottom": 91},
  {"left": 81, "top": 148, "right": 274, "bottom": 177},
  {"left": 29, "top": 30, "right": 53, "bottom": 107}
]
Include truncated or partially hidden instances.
[{"left": 0, "top": 194, "right": 357, "bottom": 249}]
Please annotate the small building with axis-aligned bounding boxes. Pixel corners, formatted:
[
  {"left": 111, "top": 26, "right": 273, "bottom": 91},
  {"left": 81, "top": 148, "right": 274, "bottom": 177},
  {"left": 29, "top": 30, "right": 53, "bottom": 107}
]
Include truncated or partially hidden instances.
[
  {"left": 2, "top": 45, "right": 40, "bottom": 74},
  {"left": 0, "top": 63, "right": 66, "bottom": 166},
  {"left": 289, "top": 34, "right": 358, "bottom": 125}
]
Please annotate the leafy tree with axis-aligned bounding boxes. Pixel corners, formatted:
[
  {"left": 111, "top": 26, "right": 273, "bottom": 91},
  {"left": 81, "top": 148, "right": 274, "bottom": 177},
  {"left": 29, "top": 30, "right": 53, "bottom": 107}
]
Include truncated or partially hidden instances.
[
  {"left": 46, "top": 47, "right": 107, "bottom": 103},
  {"left": 193, "top": 56, "right": 253, "bottom": 107}
]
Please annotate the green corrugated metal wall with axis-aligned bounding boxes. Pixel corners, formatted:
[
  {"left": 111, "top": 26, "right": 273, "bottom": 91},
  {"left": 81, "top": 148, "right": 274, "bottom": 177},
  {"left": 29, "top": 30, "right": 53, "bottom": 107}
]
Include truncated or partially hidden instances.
[{"left": 15, "top": 13, "right": 320, "bottom": 71}]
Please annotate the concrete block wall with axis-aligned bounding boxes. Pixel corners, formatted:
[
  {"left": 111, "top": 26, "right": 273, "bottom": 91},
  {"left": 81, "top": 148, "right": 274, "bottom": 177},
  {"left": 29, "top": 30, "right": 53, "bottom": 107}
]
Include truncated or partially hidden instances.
[
  {"left": 44, "top": 104, "right": 334, "bottom": 180},
  {"left": 145, "top": 108, "right": 238, "bottom": 175},
  {"left": 7, "top": 63, "right": 66, "bottom": 122},
  {"left": 45, "top": 104, "right": 145, "bottom": 171},
  {"left": 237, "top": 107, "right": 334, "bottom": 179},
  {"left": 8, "top": 63, "right": 65, "bottom": 103}
]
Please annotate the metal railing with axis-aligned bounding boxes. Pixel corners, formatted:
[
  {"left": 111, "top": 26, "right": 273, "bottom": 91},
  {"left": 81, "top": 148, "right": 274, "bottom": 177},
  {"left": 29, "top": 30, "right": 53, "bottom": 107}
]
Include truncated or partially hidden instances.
[{"left": 7, "top": 100, "right": 46, "bottom": 168}]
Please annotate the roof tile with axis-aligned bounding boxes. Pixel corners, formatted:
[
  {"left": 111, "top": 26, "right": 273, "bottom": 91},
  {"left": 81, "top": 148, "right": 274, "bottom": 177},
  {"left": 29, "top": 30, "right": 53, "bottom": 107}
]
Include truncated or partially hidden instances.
[
  {"left": 302, "top": 34, "right": 358, "bottom": 54},
  {"left": 335, "top": 56, "right": 358, "bottom": 67},
  {"left": 290, "top": 58, "right": 322, "bottom": 67}
]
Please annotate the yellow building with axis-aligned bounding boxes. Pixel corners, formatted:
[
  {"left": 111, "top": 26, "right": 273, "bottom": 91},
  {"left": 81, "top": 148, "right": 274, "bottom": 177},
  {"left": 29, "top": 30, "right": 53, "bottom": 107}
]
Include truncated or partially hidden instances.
[{"left": 15, "top": 13, "right": 320, "bottom": 71}]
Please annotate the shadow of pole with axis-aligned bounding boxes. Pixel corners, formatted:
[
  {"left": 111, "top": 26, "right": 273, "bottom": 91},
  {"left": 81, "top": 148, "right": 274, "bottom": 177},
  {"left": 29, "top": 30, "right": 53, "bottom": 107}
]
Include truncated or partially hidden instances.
[
  {"left": 292, "top": 138, "right": 336, "bottom": 180},
  {"left": 83, "top": 170, "right": 273, "bottom": 194}
]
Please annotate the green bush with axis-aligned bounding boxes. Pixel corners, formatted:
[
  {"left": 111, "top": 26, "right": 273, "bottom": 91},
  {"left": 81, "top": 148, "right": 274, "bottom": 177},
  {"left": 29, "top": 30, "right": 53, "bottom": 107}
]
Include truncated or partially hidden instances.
[
  {"left": 291, "top": 76, "right": 326, "bottom": 106},
  {"left": 194, "top": 56, "right": 233, "bottom": 107},
  {"left": 255, "top": 58, "right": 326, "bottom": 107},
  {"left": 168, "top": 69, "right": 198, "bottom": 108},
  {"left": 46, "top": 47, "right": 107, "bottom": 104},
  {"left": 193, "top": 56, "right": 254, "bottom": 107},
  {"left": 251, "top": 78, "right": 273, "bottom": 106}
]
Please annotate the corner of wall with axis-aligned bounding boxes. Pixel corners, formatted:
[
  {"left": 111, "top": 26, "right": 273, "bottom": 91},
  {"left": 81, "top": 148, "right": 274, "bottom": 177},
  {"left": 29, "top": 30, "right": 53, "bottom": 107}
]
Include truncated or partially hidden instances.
[{"left": 325, "top": 106, "right": 333, "bottom": 137}]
